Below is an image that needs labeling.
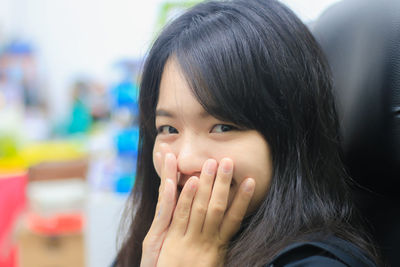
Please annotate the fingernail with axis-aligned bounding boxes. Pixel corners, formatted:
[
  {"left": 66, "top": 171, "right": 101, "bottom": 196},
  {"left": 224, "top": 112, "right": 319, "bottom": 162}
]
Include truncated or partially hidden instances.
[
  {"left": 244, "top": 179, "right": 255, "bottom": 193},
  {"left": 205, "top": 160, "right": 216, "bottom": 175},
  {"left": 155, "top": 152, "right": 161, "bottom": 162},
  {"left": 160, "top": 143, "right": 168, "bottom": 149},
  {"left": 165, "top": 178, "right": 173, "bottom": 187},
  {"left": 166, "top": 153, "right": 174, "bottom": 161},
  {"left": 164, "top": 178, "right": 174, "bottom": 195},
  {"left": 222, "top": 159, "right": 233, "bottom": 173}
]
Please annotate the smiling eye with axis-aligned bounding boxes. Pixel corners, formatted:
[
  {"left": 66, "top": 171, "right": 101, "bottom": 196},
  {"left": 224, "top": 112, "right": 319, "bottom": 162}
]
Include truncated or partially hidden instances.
[
  {"left": 157, "top": 125, "right": 178, "bottom": 135},
  {"left": 211, "top": 124, "right": 236, "bottom": 133}
]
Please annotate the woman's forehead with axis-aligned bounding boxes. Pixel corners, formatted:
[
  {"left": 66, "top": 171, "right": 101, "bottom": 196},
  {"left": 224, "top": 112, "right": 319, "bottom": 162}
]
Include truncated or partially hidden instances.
[{"left": 157, "top": 59, "right": 208, "bottom": 119}]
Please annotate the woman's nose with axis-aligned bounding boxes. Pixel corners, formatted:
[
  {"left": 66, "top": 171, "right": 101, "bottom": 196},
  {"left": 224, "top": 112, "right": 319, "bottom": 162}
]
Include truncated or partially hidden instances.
[{"left": 175, "top": 138, "right": 208, "bottom": 176}]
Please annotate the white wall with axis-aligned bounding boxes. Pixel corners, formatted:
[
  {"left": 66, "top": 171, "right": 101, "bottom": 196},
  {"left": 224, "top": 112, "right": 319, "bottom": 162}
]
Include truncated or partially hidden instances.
[
  {"left": 0, "top": 0, "right": 340, "bottom": 122},
  {"left": 1, "top": 0, "right": 165, "bottom": 121}
]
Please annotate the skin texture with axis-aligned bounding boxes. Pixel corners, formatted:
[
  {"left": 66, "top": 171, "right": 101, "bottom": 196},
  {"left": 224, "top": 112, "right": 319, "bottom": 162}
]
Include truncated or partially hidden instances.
[{"left": 141, "top": 58, "right": 273, "bottom": 267}]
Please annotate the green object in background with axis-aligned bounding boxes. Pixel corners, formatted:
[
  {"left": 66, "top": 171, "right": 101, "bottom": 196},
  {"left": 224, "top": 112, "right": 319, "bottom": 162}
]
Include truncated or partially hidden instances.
[
  {"left": 0, "top": 134, "right": 18, "bottom": 158},
  {"left": 155, "top": 1, "right": 202, "bottom": 36},
  {"left": 67, "top": 99, "right": 92, "bottom": 134}
]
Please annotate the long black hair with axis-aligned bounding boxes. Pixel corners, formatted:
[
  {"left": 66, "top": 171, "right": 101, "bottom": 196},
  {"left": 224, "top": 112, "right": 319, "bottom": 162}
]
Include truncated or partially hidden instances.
[{"left": 116, "top": 0, "right": 378, "bottom": 266}]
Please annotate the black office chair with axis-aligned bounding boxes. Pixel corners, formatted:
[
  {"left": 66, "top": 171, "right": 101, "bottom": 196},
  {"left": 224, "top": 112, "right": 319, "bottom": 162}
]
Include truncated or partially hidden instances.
[{"left": 311, "top": 0, "right": 400, "bottom": 266}]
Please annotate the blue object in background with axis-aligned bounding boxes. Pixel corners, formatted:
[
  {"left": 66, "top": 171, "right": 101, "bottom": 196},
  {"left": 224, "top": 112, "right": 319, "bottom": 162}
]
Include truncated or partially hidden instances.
[
  {"left": 5, "top": 40, "right": 34, "bottom": 55},
  {"left": 109, "top": 58, "right": 141, "bottom": 194},
  {"left": 113, "top": 127, "right": 139, "bottom": 194},
  {"left": 111, "top": 81, "right": 139, "bottom": 116},
  {"left": 115, "top": 173, "right": 136, "bottom": 194},
  {"left": 115, "top": 127, "right": 139, "bottom": 156}
]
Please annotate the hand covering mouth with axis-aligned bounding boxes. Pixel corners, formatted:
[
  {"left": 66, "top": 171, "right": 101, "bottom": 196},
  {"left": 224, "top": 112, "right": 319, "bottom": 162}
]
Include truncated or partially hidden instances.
[{"left": 176, "top": 172, "right": 235, "bottom": 193}]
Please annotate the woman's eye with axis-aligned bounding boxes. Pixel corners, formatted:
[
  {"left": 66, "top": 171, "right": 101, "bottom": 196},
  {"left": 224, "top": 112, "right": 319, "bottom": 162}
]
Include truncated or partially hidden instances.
[
  {"left": 211, "top": 124, "right": 236, "bottom": 133},
  {"left": 157, "top": 125, "right": 178, "bottom": 135}
]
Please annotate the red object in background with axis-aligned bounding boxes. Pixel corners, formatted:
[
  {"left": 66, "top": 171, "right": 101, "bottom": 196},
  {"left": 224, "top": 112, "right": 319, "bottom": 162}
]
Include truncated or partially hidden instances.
[
  {"left": 0, "top": 173, "right": 27, "bottom": 267},
  {"left": 27, "top": 212, "right": 84, "bottom": 236}
]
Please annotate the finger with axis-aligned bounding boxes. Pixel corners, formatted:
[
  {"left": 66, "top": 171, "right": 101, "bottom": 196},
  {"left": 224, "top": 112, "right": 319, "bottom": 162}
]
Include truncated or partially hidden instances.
[
  {"left": 141, "top": 178, "right": 175, "bottom": 267},
  {"left": 186, "top": 159, "right": 217, "bottom": 234},
  {"left": 203, "top": 158, "right": 233, "bottom": 236},
  {"left": 162, "top": 152, "right": 178, "bottom": 187},
  {"left": 157, "top": 145, "right": 176, "bottom": 204},
  {"left": 148, "top": 178, "right": 176, "bottom": 235},
  {"left": 155, "top": 151, "right": 163, "bottom": 195},
  {"left": 220, "top": 178, "right": 255, "bottom": 241},
  {"left": 154, "top": 151, "right": 162, "bottom": 178},
  {"left": 157, "top": 143, "right": 172, "bottom": 197},
  {"left": 154, "top": 151, "right": 177, "bottom": 226},
  {"left": 169, "top": 176, "right": 199, "bottom": 236}
]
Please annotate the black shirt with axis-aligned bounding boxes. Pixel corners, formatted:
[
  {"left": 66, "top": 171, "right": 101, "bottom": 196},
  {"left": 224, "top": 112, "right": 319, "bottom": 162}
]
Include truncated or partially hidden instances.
[
  {"left": 112, "top": 236, "right": 376, "bottom": 267},
  {"left": 267, "top": 236, "right": 376, "bottom": 267}
]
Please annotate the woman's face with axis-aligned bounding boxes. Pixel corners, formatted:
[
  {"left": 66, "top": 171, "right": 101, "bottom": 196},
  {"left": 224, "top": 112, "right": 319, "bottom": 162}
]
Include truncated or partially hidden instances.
[{"left": 153, "top": 58, "right": 273, "bottom": 215}]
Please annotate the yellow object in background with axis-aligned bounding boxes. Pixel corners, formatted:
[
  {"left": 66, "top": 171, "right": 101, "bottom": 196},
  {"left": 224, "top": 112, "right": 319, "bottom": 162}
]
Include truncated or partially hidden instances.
[
  {"left": 0, "top": 140, "right": 87, "bottom": 174},
  {"left": 0, "top": 134, "right": 24, "bottom": 174},
  {"left": 20, "top": 141, "right": 86, "bottom": 166},
  {"left": 0, "top": 156, "right": 26, "bottom": 174}
]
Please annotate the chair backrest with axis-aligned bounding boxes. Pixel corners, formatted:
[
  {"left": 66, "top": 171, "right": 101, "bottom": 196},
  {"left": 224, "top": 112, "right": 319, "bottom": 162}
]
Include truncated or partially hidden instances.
[{"left": 312, "top": 0, "right": 400, "bottom": 265}]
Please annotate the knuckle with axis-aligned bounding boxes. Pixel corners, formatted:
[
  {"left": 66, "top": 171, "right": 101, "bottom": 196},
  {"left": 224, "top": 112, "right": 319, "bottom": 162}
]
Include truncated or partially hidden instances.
[
  {"left": 142, "top": 238, "right": 158, "bottom": 254},
  {"left": 228, "top": 213, "right": 243, "bottom": 224},
  {"left": 176, "top": 204, "right": 190, "bottom": 219},
  {"left": 211, "top": 204, "right": 226, "bottom": 215},
  {"left": 194, "top": 204, "right": 207, "bottom": 215},
  {"left": 142, "top": 236, "right": 152, "bottom": 250},
  {"left": 216, "top": 173, "right": 230, "bottom": 185},
  {"left": 143, "top": 229, "right": 164, "bottom": 250}
]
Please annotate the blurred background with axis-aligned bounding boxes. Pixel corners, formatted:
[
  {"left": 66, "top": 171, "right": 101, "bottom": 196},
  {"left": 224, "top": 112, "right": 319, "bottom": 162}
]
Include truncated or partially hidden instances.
[{"left": 3, "top": 0, "right": 398, "bottom": 267}]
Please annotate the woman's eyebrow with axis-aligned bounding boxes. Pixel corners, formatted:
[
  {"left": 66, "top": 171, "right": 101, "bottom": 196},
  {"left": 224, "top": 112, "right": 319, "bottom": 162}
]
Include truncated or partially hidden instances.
[
  {"left": 155, "top": 109, "right": 174, "bottom": 117},
  {"left": 155, "top": 108, "right": 211, "bottom": 118}
]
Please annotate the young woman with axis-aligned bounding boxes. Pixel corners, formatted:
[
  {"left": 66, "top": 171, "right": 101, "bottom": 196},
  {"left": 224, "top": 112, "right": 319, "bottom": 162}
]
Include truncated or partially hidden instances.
[{"left": 115, "top": 0, "right": 379, "bottom": 266}]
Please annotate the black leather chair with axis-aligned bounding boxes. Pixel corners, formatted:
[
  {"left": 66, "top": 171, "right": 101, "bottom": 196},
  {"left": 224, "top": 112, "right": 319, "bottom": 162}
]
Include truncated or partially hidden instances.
[{"left": 312, "top": 0, "right": 400, "bottom": 266}]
